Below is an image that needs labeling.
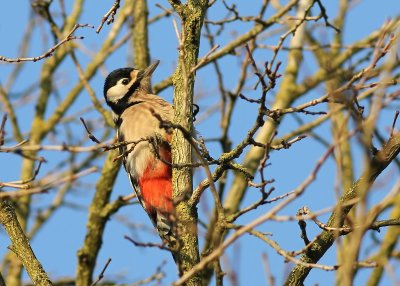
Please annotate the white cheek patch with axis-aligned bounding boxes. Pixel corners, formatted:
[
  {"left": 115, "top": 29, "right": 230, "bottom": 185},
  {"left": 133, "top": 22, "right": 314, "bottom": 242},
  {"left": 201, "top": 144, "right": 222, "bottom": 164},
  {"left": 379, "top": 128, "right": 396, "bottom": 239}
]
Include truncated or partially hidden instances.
[
  {"left": 106, "top": 84, "right": 130, "bottom": 102},
  {"left": 106, "top": 70, "right": 140, "bottom": 103}
]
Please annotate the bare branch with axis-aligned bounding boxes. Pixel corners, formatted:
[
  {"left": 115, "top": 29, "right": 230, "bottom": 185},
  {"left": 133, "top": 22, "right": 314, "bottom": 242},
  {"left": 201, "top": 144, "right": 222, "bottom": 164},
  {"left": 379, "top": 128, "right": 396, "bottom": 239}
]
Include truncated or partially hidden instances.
[
  {"left": 0, "top": 24, "right": 94, "bottom": 63},
  {"left": 124, "top": 235, "right": 170, "bottom": 251},
  {"left": 390, "top": 110, "right": 399, "bottom": 137},
  {"left": 0, "top": 167, "right": 97, "bottom": 198},
  {"left": 96, "top": 0, "right": 121, "bottom": 33},
  {"left": 91, "top": 258, "right": 112, "bottom": 286}
]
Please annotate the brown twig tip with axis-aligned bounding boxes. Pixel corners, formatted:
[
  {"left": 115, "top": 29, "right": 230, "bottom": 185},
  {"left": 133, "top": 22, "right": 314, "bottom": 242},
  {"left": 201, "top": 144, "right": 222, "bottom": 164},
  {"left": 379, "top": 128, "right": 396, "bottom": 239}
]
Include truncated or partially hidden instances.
[
  {"left": 315, "top": 0, "right": 340, "bottom": 33},
  {"left": 390, "top": 110, "right": 399, "bottom": 137},
  {"left": 80, "top": 117, "right": 101, "bottom": 144},
  {"left": 37, "top": 156, "right": 47, "bottom": 163},
  {"left": 91, "top": 258, "right": 112, "bottom": 286},
  {"left": 296, "top": 207, "right": 310, "bottom": 245},
  {"left": 96, "top": 0, "right": 121, "bottom": 33},
  {"left": 0, "top": 114, "right": 7, "bottom": 146},
  {"left": 0, "top": 23, "right": 93, "bottom": 63},
  {"left": 124, "top": 235, "right": 170, "bottom": 251},
  {"left": 239, "top": 93, "right": 261, "bottom": 104}
]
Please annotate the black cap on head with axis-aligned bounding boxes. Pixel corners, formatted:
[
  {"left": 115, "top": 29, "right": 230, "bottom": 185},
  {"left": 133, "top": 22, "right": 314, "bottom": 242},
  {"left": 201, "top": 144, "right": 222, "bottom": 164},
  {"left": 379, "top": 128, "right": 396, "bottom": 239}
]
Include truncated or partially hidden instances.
[
  {"left": 103, "top": 67, "right": 134, "bottom": 99},
  {"left": 103, "top": 62, "right": 160, "bottom": 115}
]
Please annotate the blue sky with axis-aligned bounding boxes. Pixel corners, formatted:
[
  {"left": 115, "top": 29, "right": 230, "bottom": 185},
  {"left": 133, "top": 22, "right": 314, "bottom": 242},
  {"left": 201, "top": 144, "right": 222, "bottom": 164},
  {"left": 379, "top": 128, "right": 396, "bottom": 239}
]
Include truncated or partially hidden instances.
[{"left": 0, "top": 1, "right": 399, "bottom": 285}]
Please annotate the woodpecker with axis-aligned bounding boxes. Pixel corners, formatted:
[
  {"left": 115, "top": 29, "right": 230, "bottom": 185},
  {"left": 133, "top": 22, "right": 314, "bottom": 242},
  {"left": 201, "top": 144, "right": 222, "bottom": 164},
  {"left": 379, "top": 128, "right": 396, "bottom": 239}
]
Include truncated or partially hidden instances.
[{"left": 103, "top": 60, "right": 177, "bottom": 253}]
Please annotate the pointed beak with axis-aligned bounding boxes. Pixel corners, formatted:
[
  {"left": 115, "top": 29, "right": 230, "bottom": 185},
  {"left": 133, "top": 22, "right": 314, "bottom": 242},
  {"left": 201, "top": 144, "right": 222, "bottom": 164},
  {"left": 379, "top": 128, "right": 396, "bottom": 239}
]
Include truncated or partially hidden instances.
[{"left": 142, "top": 60, "right": 160, "bottom": 77}]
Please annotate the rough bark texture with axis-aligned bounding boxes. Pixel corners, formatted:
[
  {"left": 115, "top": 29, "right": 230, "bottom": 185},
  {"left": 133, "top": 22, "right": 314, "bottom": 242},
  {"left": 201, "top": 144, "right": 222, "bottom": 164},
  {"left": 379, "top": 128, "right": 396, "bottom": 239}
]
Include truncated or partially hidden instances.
[
  {"left": 168, "top": 1, "right": 208, "bottom": 285},
  {"left": 0, "top": 201, "right": 53, "bottom": 286}
]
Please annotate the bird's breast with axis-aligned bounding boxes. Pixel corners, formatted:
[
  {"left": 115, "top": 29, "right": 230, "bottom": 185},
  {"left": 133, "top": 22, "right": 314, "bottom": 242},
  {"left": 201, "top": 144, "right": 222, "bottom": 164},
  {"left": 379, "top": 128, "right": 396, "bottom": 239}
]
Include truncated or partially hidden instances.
[{"left": 117, "top": 100, "right": 172, "bottom": 179}]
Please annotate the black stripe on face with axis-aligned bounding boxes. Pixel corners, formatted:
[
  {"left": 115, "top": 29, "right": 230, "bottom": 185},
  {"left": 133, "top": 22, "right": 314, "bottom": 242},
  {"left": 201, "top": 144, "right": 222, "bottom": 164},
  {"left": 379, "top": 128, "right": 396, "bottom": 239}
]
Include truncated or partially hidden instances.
[
  {"left": 123, "top": 70, "right": 144, "bottom": 98},
  {"left": 109, "top": 70, "right": 144, "bottom": 114},
  {"left": 104, "top": 68, "right": 146, "bottom": 115},
  {"left": 104, "top": 68, "right": 133, "bottom": 99}
]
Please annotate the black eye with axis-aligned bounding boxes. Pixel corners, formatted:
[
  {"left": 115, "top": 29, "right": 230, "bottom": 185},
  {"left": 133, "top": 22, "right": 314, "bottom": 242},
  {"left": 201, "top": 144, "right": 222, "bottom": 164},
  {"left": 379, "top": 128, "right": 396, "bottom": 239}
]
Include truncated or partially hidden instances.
[{"left": 121, "top": 79, "right": 129, "bottom": 85}]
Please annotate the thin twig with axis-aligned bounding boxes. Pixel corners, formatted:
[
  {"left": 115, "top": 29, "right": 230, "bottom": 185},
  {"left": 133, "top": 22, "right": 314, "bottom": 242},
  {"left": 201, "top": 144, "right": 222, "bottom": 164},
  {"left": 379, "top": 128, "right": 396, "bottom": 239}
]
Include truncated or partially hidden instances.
[
  {"left": 174, "top": 143, "right": 337, "bottom": 285},
  {"left": 0, "top": 114, "right": 7, "bottom": 146},
  {"left": 190, "top": 45, "right": 220, "bottom": 74},
  {"left": 80, "top": 117, "right": 101, "bottom": 144},
  {"left": 297, "top": 207, "right": 310, "bottom": 245},
  {"left": 314, "top": 0, "right": 341, "bottom": 33},
  {"left": 124, "top": 235, "right": 170, "bottom": 251},
  {"left": 0, "top": 167, "right": 97, "bottom": 198},
  {"left": 0, "top": 24, "right": 94, "bottom": 63},
  {"left": 390, "top": 110, "right": 399, "bottom": 137},
  {"left": 91, "top": 258, "right": 112, "bottom": 286},
  {"left": 96, "top": 0, "right": 121, "bottom": 33}
]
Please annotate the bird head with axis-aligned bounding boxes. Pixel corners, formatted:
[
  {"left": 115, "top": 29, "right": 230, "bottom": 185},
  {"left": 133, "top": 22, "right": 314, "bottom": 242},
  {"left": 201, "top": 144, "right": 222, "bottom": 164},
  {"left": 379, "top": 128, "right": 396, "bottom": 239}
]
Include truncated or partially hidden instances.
[{"left": 104, "top": 60, "right": 160, "bottom": 114}]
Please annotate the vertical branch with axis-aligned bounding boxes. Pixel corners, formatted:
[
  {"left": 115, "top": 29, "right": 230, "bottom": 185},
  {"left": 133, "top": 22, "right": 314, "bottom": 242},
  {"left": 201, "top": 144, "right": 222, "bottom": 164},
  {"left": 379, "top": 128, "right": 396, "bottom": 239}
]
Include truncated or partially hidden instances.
[
  {"left": 76, "top": 149, "right": 120, "bottom": 285},
  {"left": 0, "top": 86, "right": 23, "bottom": 143},
  {"left": 326, "top": 0, "right": 354, "bottom": 195},
  {"left": 366, "top": 193, "right": 400, "bottom": 286},
  {"left": 337, "top": 30, "right": 399, "bottom": 286},
  {"left": 303, "top": 1, "right": 355, "bottom": 281},
  {"left": 168, "top": 0, "right": 208, "bottom": 284},
  {"left": 132, "top": 0, "right": 150, "bottom": 69},
  {"left": 326, "top": 76, "right": 357, "bottom": 285},
  {"left": 76, "top": 0, "right": 149, "bottom": 284}
]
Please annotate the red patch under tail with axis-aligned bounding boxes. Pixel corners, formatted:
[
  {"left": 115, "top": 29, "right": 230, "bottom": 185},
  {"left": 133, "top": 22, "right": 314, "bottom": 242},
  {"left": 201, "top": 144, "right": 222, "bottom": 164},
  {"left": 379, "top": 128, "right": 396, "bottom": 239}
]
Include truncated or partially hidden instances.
[{"left": 138, "top": 148, "right": 173, "bottom": 216}]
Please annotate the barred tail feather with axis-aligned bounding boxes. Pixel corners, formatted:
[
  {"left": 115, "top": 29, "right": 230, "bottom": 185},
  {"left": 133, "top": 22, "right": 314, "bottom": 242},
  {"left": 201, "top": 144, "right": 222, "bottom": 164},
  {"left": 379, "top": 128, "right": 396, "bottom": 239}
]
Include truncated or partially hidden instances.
[{"left": 155, "top": 211, "right": 180, "bottom": 263}]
